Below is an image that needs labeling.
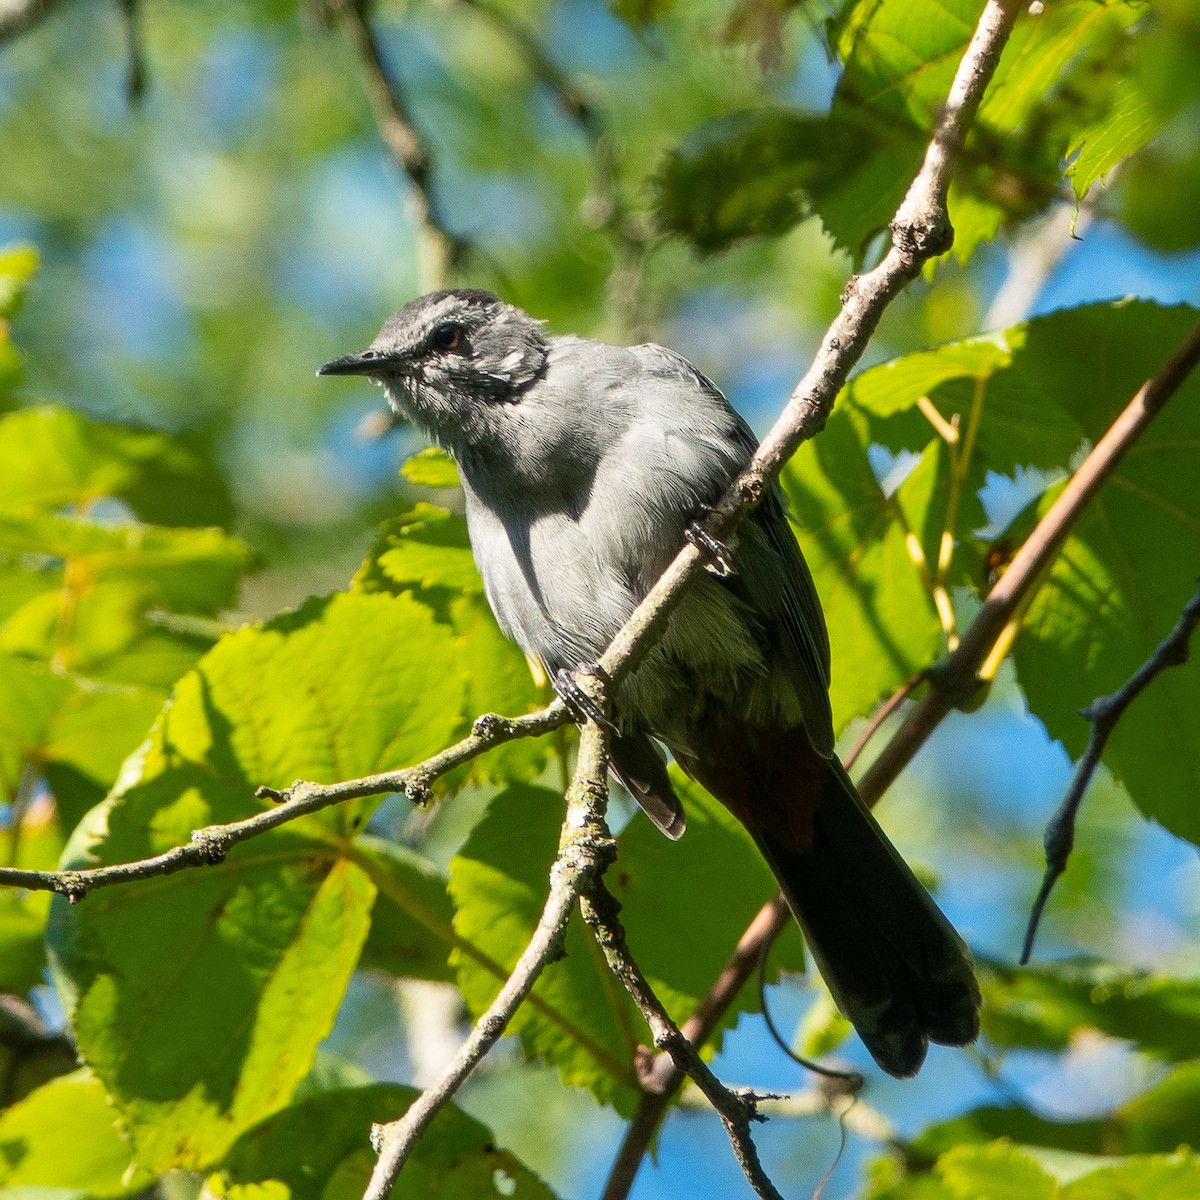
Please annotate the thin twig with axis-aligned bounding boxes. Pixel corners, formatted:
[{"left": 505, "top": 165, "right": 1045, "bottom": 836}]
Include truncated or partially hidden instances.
[
  {"left": 582, "top": 877, "right": 784, "bottom": 1200},
  {"left": 856, "top": 315, "right": 1200, "bottom": 807},
  {"left": 324, "top": 0, "right": 467, "bottom": 288},
  {"left": 0, "top": 705, "right": 568, "bottom": 900},
  {"left": 844, "top": 672, "right": 925, "bottom": 771},
  {"left": 1020, "top": 583, "right": 1200, "bottom": 964},
  {"left": 363, "top": 674, "right": 613, "bottom": 1200}
]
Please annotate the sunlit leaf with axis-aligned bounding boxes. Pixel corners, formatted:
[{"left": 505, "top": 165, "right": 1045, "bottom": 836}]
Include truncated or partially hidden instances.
[
  {"left": 47, "top": 591, "right": 465, "bottom": 1173},
  {"left": 0, "top": 1070, "right": 148, "bottom": 1196}
]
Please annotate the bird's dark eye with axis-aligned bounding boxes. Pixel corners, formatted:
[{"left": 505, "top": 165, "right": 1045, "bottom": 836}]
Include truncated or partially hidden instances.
[{"left": 431, "top": 322, "right": 464, "bottom": 352}]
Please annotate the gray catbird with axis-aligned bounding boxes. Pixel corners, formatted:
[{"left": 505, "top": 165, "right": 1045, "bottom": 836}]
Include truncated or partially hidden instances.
[{"left": 321, "top": 288, "right": 980, "bottom": 1077}]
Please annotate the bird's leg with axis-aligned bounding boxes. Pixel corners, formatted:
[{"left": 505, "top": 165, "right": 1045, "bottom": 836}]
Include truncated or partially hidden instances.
[
  {"left": 553, "top": 663, "right": 620, "bottom": 734},
  {"left": 685, "top": 511, "right": 734, "bottom": 577}
]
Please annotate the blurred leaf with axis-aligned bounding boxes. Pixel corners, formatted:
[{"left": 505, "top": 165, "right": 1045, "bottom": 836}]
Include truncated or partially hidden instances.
[
  {"left": 1060, "top": 1154, "right": 1200, "bottom": 1200},
  {"left": 0, "top": 244, "right": 38, "bottom": 319},
  {"left": 981, "top": 958, "right": 1200, "bottom": 1061},
  {"left": 656, "top": 110, "right": 858, "bottom": 255},
  {"left": 915, "top": 1063, "right": 1200, "bottom": 1160},
  {"left": 0, "top": 1069, "right": 148, "bottom": 1195},
  {"left": 355, "top": 834, "right": 456, "bottom": 983},
  {"left": 609, "top": 0, "right": 674, "bottom": 26},
  {"left": 1120, "top": 137, "right": 1200, "bottom": 252},
  {"left": 47, "top": 591, "right": 465, "bottom": 1173},
  {"left": 212, "top": 1083, "right": 555, "bottom": 1200},
  {"left": 797, "top": 986, "right": 853, "bottom": 1060},
  {"left": 401, "top": 447, "right": 460, "bottom": 490},
  {"left": 914, "top": 1107, "right": 1112, "bottom": 1163},
  {"left": 781, "top": 410, "right": 943, "bottom": 732},
  {"left": 935, "top": 1141, "right": 1056, "bottom": 1199},
  {"left": 0, "top": 405, "right": 235, "bottom": 528}
]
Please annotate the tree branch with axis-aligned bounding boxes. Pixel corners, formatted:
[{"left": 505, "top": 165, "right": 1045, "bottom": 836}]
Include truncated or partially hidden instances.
[
  {"left": 0, "top": 704, "right": 567, "bottom": 900},
  {"left": 362, "top": 672, "right": 613, "bottom": 1200},
  {"left": 1020, "top": 582, "right": 1200, "bottom": 964},
  {"left": 581, "top": 877, "right": 784, "bottom": 1200},
  {"left": 323, "top": 0, "right": 468, "bottom": 289},
  {"left": 856, "top": 314, "right": 1200, "bottom": 806}
]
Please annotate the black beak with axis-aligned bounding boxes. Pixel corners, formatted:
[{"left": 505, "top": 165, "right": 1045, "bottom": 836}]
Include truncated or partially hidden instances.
[{"left": 317, "top": 349, "right": 391, "bottom": 377}]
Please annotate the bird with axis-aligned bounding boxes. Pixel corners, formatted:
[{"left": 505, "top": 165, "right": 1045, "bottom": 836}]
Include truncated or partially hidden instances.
[{"left": 320, "top": 288, "right": 980, "bottom": 1077}]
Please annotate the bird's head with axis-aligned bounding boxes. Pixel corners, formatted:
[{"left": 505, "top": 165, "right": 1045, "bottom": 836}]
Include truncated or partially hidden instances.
[{"left": 318, "top": 289, "right": 550, "bottom": 450}]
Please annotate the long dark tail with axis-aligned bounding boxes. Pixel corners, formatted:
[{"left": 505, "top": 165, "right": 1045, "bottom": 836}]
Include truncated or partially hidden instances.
[{"left": 756, "top": 759, "right": 980, "bottom": 1077}]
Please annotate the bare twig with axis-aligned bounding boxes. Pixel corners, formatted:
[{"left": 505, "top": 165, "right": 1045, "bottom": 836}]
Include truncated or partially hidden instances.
[
  {"left": 1020, "top": 583, "right": 1200, "bottom": 964},
  {"left": 0, "top": 0, "right": 61, "bottom": 42},
  {"left": 363, "top": 674, "right": 613, "bottom": 1200},
  {"left": 323, "top": 0, "right": 467, "bottom": 288},
  {"left": 0, "top": 704, "right": 568, "bottom": 900},
  {"left": 582, "top": 878, "right": 784, "bottom": 1200},
  {"left": 856, "top": 315, "right": 1200, "bottom": 807}
]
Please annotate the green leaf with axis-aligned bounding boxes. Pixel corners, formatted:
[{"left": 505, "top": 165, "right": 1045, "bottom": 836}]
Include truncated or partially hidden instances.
[
  {"left": 838, "top": 301, "right": 1200, "bottom": 838},
  {"left": 0, "top": 1070, "right": 148, "bottom": 1195},
  {"left": 1062, "top": 1152, "right": 1200, "bottom": 1199},
  {"left": 354, "top": 834, "right": 456, "bottom": 983},
  {"left": 1003, "top": 305, "right": 1200, "bottom": 843},
  {"left": 0, "top": 405, "right": 235, "bottom": 528},
  {"left": 47, "top": 591, "right": 465, "bottom": 1173},
  {"left": 212, "top": 1084, "right": 556, "bottom": 1200},
  {"left": 982, "top": 958, "right": 1200, "bottom": 1062},
  {"left": 819, "top": 0, "right": 1142, "bottom": 260},
  {"left": 356, "top": 505, "right": 482, "bottom": 598},
  {"left": 781, "top": 410, "right": 943, "bottom": 732},
  {"left": 935, "top": 1141, "right": 1057, "bottom": 1200},
  {"left": 608, "top": 772, "right": 806, "bottom": 1051},
  {"left": 0, "top": 244, "right": 38, "bottom": 319},
  {"left": 401, "top": 447, "right": 460, "bottom": 490}
]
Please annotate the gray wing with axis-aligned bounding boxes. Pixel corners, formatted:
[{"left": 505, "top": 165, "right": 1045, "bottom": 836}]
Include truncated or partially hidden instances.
[{"left": 632, "top": 345, "right": 835, "bottom": 757}]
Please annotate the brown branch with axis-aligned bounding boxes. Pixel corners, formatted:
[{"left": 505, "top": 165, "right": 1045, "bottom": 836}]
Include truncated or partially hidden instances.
[
  {"left": 324, "top": 0, "right": 468, "bottom": 288},
  {"left": 0, "top": 704, "right": 568, "bottom": 900},
  {"left": 856, "top": 314, "right": 1200, "bottom": 807},
  {"left": 363, "top": 673, "right": 613, "bottom": 1200},
  {"left": 0, "top": 0, "right": 60, "bottom": 42},
  {"left": 1020, "top": 582, "right": 1200, "bottom": 964}
]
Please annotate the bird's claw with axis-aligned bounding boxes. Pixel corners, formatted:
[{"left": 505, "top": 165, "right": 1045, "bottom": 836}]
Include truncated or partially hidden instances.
[
  {"left": 685, "top": 520, "right": 734, "bottom": 577},
  {"left": 554, "top": 664, "right": 619, "bottom": 733}
]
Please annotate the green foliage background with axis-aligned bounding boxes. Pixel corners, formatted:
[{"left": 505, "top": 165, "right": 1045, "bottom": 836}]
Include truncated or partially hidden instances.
[{"left": 1, "top": 1, "right": 1199, "bottom": 1197}]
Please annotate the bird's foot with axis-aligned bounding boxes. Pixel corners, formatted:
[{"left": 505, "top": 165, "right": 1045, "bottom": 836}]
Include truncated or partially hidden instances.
[
  {"left": 685, "top": 519, "right": 734, "bottom": 577},
  {"left": 553, "top": 663, "right": 619, "bottom": 733}
]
